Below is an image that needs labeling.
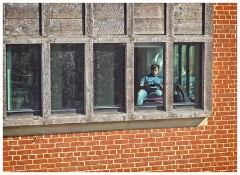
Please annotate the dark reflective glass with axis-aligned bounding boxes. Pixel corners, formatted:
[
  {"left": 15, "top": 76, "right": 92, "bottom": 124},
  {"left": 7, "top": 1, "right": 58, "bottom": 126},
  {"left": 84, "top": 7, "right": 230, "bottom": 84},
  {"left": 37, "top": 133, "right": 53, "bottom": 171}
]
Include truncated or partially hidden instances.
[
  {"left": 173, "top": 43, "right": 202, "bottom": 108},
  {"left": 51, "top": 44, "right": 84, "bottom": 113},
  {"left": 94, "top": 44, "right": 125, "bottom": 110},
  {"left": 6, "top": 45, "right": 41, "bottom": 113}
]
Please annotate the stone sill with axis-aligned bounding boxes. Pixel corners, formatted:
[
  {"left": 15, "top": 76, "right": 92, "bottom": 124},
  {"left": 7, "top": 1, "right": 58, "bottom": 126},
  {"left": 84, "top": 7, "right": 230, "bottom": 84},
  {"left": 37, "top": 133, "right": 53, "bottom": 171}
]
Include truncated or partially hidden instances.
[{"left": 3, "top": 109, "right": 210, "bottom": 137}]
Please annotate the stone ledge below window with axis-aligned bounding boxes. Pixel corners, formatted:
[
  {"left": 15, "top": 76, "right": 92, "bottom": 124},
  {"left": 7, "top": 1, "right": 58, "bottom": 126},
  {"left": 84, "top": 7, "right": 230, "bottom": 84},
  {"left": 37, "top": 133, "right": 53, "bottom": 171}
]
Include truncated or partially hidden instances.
[
  {"left": 3, "top": 115, "right": 209, "bottom": 137},
  {"left": 3, "top": 109, "right": 211, "bottom": 127}
]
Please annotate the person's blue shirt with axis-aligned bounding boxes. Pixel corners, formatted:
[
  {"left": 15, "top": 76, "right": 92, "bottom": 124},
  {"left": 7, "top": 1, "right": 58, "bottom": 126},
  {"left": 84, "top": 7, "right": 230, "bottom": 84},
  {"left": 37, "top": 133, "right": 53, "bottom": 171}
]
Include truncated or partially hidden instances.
[{"left": 140, "top": 73, "right": 163, "bottom": 91}]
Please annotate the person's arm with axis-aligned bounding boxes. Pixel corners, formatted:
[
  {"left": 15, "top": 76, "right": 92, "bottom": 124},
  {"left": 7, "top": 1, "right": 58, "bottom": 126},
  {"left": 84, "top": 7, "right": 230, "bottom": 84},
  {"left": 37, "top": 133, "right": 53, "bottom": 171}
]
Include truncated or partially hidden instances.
[
  {"left": 140, "top": 83, "right": 149, "bottom": 87},
  {"left": 139, "top": 76, "right": 149, "bottom": 88},
  {"left": 159, "top": 84, "right": 163, "bottom": 90},
  {"left": 139, "top": 83, "right": 144, "bottom": 87},
  {"left": 154, "top": 77, "right": 163, "bottom": 90},
  {"left": 159, "top": 77, "right": 163, "bottom": 90}
]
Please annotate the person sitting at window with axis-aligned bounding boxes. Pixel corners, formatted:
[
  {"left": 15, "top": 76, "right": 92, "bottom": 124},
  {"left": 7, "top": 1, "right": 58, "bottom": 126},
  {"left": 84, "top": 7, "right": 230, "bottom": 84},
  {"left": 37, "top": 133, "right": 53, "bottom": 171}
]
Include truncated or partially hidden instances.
[{"left": 137, "top": 64, "right": 163, "bottom": 106}]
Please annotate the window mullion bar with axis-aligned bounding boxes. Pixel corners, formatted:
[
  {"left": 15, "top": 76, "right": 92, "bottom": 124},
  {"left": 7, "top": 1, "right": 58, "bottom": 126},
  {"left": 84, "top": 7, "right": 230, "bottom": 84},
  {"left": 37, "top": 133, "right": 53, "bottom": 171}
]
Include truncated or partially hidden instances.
[
  {"left": 165, "top": 42, "right": 173, "bottom": 112},
  {"left": 126, "top": 3, "right": 134, "bottom": 116},
  {"left": 2, "top": 5, "right": 6, "bottom": 118},
  {"left": 203, "top": 42, "right": 212, "bottom": 111},
  {"left": 126, "top": 40, "right": 134, "bottom": 116},
  {"left": 126, "top": 3, "right": 134, "bottom": 37},
  {"left": 204, "top": 4, "right": 213, "bottom": 36},
  {"left": 84, "top": 3, "right": 93, "bottom": 119},
  {"left": 85, "top": 3, "right": 93, "bottom": 37},
  {"left": 84, "top": 40, "right": 94, "bottom": 119},
  {"left": 203, "top": 4, "right": 213, "bottom": 111},
  {"left": 41, "top": 3, "right": 50, "bottom": 37},
  {"left": 3, "top": 44, "right": 7, "bottom": 119},
  {"left": 165, "top": 3, "right": 174, "bottom": 112},
  {"left": 42, "top": 43, "right": 51, "bottom": 119}
]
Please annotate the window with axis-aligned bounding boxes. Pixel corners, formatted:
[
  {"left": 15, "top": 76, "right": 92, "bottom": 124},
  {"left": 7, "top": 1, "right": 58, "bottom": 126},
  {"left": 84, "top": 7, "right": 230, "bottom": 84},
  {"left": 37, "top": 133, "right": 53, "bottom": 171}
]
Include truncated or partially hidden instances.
[
  {"left": 93, "top": 44, "right": 125, "bottom": 112},
  {"left": 173, "top": 43, "right": 202, "bottom": 108},
  {"left": 51, "top": 44, "right": 84, "bottom": 114},
  {"left": 3, "top": 3, "right": 213, "bottom": 132},
  {"left": 134, "top": 43, "right": 164, "bottom": 110},
  {"left": 6, "top": 44, "right": 41, "bottom": 115}
]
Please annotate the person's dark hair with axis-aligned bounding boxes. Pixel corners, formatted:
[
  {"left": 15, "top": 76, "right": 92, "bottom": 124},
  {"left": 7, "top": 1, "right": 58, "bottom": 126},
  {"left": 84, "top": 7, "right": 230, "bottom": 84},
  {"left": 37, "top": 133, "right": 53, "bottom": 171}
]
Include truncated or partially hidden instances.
[{"left": 151, "top": 64, "right": 160, "bottom": 71}]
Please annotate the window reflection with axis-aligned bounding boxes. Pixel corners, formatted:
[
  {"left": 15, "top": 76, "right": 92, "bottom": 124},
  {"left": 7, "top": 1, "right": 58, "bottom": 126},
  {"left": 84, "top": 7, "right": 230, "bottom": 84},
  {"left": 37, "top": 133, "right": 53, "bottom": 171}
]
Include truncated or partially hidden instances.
[
  {"left": 94, "top": 44, "right": 125, "bottom": 111},
  {"left": 6, "top": 44, "right": 41, "bottom": 113},
  {"left": 173, "top": 43, "right": 202, "bottom": 108},
  {"left": 51, "top": 44, "right": 84, "bottom": 113}
]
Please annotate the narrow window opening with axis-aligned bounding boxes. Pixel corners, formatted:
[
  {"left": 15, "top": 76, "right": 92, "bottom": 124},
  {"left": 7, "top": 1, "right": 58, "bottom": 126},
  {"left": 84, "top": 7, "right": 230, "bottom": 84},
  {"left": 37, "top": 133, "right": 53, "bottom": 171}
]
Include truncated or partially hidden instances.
[{"left": 173, "top": 43, "right": 202, "bottom": 108}]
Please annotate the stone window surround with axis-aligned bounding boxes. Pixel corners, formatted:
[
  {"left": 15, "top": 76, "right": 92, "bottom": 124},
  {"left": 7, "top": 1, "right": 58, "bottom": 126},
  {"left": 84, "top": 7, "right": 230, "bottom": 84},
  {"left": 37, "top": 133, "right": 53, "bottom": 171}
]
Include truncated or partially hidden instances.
[{"left": 3, "top": 3, "right": 213, "bottom": 136}]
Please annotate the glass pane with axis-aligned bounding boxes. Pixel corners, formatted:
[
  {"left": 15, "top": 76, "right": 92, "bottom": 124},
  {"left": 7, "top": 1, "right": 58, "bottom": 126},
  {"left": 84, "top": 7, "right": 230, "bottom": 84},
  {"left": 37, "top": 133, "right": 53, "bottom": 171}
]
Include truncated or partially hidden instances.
[
  {"left": 94, "top": 44, "right": 125, "bottom": 109},
  {"left": 51, "top": 44, "right": 84, "bottom": 113},
  {"left": 181, "top": 45, "right": 187, "bottom": 89},
  {"left": 173, "top": 43, "right": 202, "bottom": 108},
  {"left": 134, "top": 44, "right": 164, "bottom": 109},
  {"left": 6, "top": 44, "right": 41, "bottom": 112},
  {"left": 189, "top": 45, "right": 201, "bottom": 104}
]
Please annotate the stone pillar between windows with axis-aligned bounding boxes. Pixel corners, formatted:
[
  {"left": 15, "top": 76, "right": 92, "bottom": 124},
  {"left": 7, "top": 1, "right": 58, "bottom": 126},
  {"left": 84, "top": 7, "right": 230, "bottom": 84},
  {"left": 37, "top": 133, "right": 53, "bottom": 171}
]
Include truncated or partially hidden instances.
[
  {"left": 84, "top": 40, "right": 94, "bottom": 121},
  {"left": 41, "top": 43, "right": 51, "bottom": 120},
  {"left": 203, "top": 42, "right": 213, "bottom": 111},
  {"left": 3, "top": 44, "right": 7, "bottom": 119},
  {"left": 165, "top": 3, "right": 174, "bottom": 112},
  {"left": 125, "top": 40, "right": 135, "bottom": 117}
]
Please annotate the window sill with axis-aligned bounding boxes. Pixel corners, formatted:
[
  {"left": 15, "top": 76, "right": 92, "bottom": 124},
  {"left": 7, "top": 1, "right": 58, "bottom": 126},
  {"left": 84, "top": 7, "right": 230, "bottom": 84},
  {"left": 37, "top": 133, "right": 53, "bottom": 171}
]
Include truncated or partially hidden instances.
[
  {"left": 3, "top": 108, "right": 211, "bottom": 127},
  {"left": 3, "top": 115, "right": 43, "bottom": 127},
  {"left": 3, "top": 116, "right": 209, "bottom": 137},
  {"left": 133, "top": 108, "right": 211, "bottom": 120},
  {"left": 3, "top": 114, "right": 86, "bottom": 127}
]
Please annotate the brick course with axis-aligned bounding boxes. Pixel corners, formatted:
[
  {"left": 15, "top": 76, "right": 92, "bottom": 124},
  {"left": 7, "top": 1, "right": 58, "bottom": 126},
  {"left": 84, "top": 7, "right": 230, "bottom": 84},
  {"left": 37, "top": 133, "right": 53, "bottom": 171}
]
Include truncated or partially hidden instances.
[{"left": 3, "top": 3, "right": 237, "bottom": 172}]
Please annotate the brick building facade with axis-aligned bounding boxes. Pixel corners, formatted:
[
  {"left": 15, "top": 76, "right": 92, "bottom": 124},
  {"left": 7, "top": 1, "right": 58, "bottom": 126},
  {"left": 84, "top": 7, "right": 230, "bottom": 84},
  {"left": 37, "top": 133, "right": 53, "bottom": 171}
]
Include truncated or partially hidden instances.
[{"left": 2, "top": 3, "right": 237, "bottom": 172}]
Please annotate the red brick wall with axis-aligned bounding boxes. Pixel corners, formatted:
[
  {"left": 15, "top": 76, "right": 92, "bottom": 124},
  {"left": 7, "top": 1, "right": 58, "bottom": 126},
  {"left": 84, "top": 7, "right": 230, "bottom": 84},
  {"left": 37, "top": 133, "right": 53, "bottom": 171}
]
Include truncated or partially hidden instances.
[{"left": 3, "top": 3, "right": 237, "bottom": 172}]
